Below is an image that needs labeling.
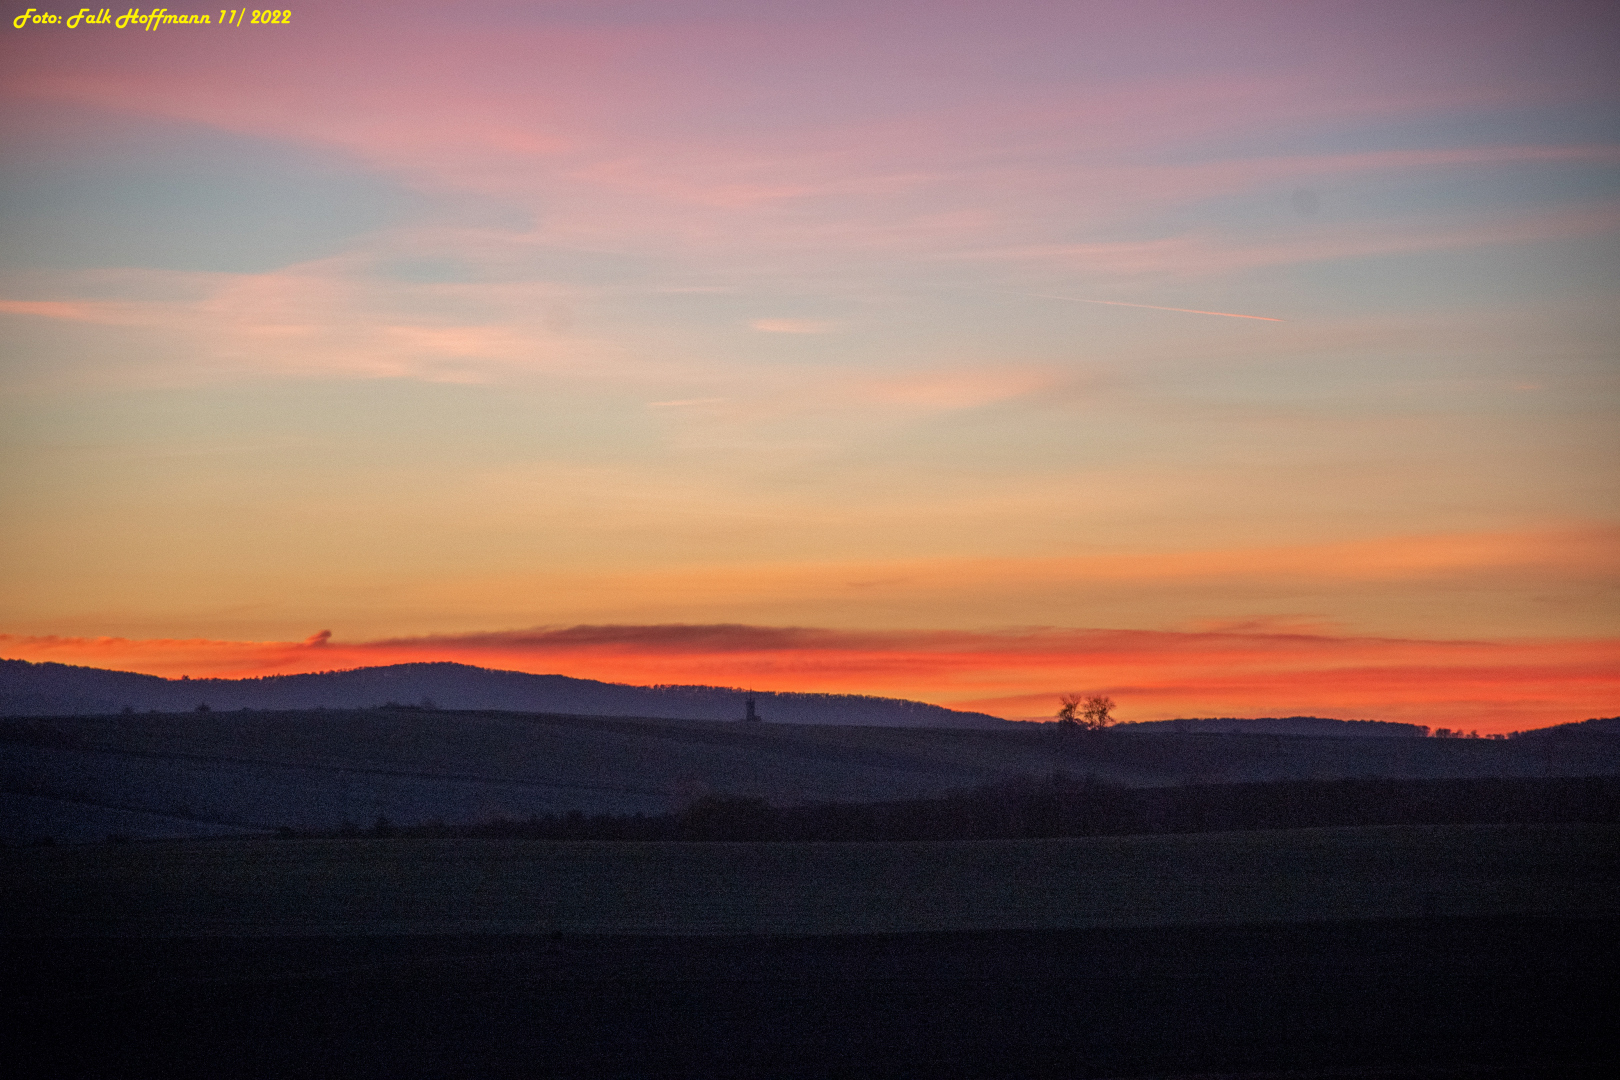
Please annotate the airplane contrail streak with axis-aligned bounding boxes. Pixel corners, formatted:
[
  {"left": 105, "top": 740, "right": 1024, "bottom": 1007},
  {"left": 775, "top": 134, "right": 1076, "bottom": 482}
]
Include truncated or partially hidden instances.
[{"left": 1031, "top": 293, "right": 1283, "bottom": 321}]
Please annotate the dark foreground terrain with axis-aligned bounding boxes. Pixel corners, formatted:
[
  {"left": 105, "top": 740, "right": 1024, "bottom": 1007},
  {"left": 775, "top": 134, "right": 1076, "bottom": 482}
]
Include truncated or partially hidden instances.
[
  {"left": 7, "top": 918, "right": 1616, "bottom": 1079},
  {"left": 7, "top": 707, "right": 1619, "bottom": 842},
  {"left": 5, "top": 824, "right": 1616, "bottom": 1078}
]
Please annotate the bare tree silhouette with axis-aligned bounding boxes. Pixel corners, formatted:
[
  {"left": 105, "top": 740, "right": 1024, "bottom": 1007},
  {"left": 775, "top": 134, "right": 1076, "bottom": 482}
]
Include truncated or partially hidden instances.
[{"left": 1057, "top": 694, "right": 1115, "bottom": 730}]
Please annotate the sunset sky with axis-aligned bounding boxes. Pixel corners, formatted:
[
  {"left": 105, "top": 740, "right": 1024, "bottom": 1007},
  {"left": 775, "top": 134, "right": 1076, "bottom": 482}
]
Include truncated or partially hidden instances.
[{"left": 1, "top": 1, "right": 1616, "bottom": 730}]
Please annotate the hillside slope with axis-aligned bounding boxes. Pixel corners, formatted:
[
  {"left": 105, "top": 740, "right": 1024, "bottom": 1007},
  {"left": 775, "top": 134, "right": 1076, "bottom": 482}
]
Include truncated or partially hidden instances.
[
  {"left": 1117, "top": 716, "right": 1430, "bottom": 737},
  {"left": 0, "top": 658, "right": 1007, "bottom": 728},
  {"left": 4, "top": 707, "right": 1618, "bottom": 842}
]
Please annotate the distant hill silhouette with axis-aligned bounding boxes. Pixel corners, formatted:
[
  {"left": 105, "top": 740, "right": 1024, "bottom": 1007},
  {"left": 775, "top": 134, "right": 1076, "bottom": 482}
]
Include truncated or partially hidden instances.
[
  {"left": 0, "top": 658, "right": 1008, "bottom": 729},
  {"left": 1116, "top": 716, "right": 1430, "bottom": 737},
  {"left": 1508, "top": 715, "right": 1620, "bottom": 738}
]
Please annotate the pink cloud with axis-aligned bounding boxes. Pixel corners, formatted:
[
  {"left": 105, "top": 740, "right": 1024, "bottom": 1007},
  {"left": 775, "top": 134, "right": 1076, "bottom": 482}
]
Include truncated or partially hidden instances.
[
  {"left": 8, "top": 3, "right": 1609, "bottom": 272},
  {"left": 0, "top": 299, "right": 127, "bottom": 323}
]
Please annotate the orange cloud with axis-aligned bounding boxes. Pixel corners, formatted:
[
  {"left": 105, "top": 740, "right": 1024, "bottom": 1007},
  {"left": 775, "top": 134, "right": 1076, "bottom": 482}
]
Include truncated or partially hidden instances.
[
  {"left": 4, "top": 623, "right": 1613, "bottom": 734},
  {"left": 0, "top": 299, "right": 117, "bottom": 322}
]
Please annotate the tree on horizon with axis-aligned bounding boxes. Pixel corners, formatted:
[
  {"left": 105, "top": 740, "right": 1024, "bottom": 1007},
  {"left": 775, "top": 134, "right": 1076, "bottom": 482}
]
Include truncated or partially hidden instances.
[{"left": 1057, "top": 694, "right": 1115, "bottom": 730}]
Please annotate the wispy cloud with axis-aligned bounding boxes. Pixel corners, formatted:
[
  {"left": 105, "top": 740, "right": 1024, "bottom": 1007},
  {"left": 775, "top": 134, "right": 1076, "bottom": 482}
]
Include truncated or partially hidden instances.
[
  {"left": 0, "top": 299, "right": 137, "bottom": 323},
  {"left": 859, "top": 367, "right": 1057, "bottom": 411},
  {"left": 749, "top": 318, "right": 837, "bottom": 334},
  {"left": 1029, "top": 294, "right": 1283, "bottom": 322},
  {"left": 959, "top": 202, "right": 1620, "bottom": 279},
  {"left": 0, "top": 255, "right": 639, "bottom": 385},
  {"left": 647, "top": 397, "right": 730, "bottom": 409}
]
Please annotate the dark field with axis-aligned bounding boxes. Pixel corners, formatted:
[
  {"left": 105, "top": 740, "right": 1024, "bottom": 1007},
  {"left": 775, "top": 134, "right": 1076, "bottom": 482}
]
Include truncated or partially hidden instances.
[
  {"left": 8, "top": 919, "right": 1616, "bottom": 1079},
  {"left": 7, "top": 720, "right": 1618, "bottom": 1080},
  {"left": 6, "top": 824, "right": 1614, "bottom": 936},
  {"left": 6, "top": 824, "right": 1618, "bottom": 1077}
]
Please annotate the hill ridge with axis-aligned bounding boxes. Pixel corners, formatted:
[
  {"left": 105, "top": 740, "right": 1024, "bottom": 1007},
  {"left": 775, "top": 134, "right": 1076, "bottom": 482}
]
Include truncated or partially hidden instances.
[
  {"left": 0, "top": 657, "right": 1008, "bottom": 728},
  {"left": 1116, "top": 716, "right": 1431, "bottom": 737}
]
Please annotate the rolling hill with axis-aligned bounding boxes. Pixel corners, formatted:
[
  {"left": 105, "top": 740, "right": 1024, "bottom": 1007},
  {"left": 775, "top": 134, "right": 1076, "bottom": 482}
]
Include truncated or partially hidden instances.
[
  {"left": 1115, "top": 716, "right": 1430, "bottom": 737},
  {"left": 0, "top": 658, "right": 1008, "bottom": 728},
  {"left": 4, "top": 702, "right": 1618, "bottom": 843}
]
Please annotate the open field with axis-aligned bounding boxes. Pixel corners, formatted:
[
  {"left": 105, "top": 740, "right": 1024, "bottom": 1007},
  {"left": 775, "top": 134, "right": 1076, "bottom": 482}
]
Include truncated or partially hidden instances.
[
  {"left": 8, "top": 919, "right": 1613, "bottom": 1079},
  {"left": 5, "top": 709, "right": 1618, "bottom": 841},
  {"left": 8, "top": 826, "right": 1615, "bottom": 1078},
  {"left": 5, "top": 823, "right": 1614, "bottom": 937}
]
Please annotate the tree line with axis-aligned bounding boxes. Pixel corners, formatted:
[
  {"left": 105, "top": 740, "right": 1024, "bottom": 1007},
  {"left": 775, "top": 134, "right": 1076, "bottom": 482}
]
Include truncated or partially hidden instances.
[{"left": 294, "top": 773, "right": 1620, "bottom": 843}]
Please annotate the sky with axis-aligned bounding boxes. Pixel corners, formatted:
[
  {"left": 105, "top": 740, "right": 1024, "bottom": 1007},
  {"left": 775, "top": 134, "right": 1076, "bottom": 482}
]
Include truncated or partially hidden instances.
[{"left": 1, "top": 0, "right": 1616, "bottom": 731}]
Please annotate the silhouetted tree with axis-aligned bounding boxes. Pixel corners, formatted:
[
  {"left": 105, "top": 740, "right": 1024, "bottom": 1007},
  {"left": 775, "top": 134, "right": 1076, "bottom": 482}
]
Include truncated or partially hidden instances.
[
  {"left": 1056, "top": 695, "right": 1083, "bottom": 726},
  {"left": 1057, "top": 694, "right": 1114, "bottom": 730},
  {"left": 1081, "top": 695, "right": 1115, "bottom": 729}
]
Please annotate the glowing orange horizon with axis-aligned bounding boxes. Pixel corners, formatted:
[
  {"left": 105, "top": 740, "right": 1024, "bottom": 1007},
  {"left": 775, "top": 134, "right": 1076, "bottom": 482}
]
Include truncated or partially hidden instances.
[{"left": 4, "top": 624, "right": 1614, "bottom": 734}]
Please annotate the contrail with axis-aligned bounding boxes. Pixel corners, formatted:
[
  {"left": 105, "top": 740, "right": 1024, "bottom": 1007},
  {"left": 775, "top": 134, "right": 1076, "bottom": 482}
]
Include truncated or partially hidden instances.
[{"left": 1031, "top": 293, "right": 1283, "bottom": 322}]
